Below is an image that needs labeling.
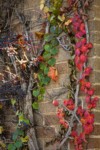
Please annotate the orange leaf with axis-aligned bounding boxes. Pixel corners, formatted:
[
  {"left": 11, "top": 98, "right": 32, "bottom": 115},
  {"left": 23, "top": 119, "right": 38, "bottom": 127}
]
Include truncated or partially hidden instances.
[{"left": 48, "top": 67, "right": 58, "bottom": 81}]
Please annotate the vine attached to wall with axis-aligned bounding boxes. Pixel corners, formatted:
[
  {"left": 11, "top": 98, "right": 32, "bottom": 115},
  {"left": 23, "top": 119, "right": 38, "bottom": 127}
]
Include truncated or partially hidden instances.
[
  {"left": 0, "top": 0, "right": 99, "bottom": 150},
  {"left": 41, "top": 0, "right": 99, "bottom": 150}
]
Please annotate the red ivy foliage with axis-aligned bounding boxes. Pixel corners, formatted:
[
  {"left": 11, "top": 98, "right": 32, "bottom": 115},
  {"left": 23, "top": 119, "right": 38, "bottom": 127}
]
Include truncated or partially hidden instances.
[{"left": 52, "top": 1, "right": 99, "bottom": 150}]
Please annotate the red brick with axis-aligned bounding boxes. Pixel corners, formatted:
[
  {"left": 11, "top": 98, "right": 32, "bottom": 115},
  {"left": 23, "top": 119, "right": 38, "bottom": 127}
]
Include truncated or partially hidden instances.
[
  {"left": 56, "top": 61, "right": 68, "bottom": 74},
  {"left": 39, "top": 102, "right": 56, "bottom": 114},
  {"left": 92, "top": 124, "right": 100, "bottom": 135},
  {"left": 94, "top": 112, "right": 100, "bottom": 123},
  {"left": 35, "top": 127, "right": 55, "bottom": 138},
  {"left": 44, "top": 114, "right": 59, "bottom": 125},
  {"left": 84, "top": 138, "right": 100, "bottom": 149}
]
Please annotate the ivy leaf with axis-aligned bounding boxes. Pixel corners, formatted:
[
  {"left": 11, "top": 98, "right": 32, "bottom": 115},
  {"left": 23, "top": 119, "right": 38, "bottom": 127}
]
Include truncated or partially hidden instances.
[
  {"left": 38, "top": 73, "right": 44, "bottom": 81},
  {"left": 12, "top": 133, "right": 18, "bottom": 141},
  {"left": 33, "top": 89, "right": 40, "bottom": 97},
  {"left": 43, "top": 52, "right": 51, "bottom": 60},
  {"left": 14, "top": 140, "right": 22, "bottom": 148},
  {"left": 32, "top": 102, "right": 39, "bottom": 110},
  {"left": 48, "top": 58, "right": 56, "bottom": 66},
  {"left": 38, "top": 95, "right": 43, "bottom": 101},
  {"left": 12, "top": 129, "right": 24, "bottom": 141},
  {"left": 41, "top": 76, "right": 51, "bottom": 85},
  {"left": 44, "top": 34, "right": 54, "bottom": 42},
  {"left": 40, "top": 63, "right": 47, "bottom": 70},
  {"left": 23, "top": 118, "right": 30, "bottom": 125},
  {"left": 50, "top": 26, "right": 56, "bottom": 33},
  {"left": 21, "top": 136, "right": 29, "bottom": 143},
  {"left": 50, "top": 48, "right": 58, "bottom": 55},
  {"left": 44, "top": 44, "right": 52, "bottom": 52},
  {"left": 11, "top": 99, "right": 16, "bottom": 106},
  {"left": 44, "top": 66, "right": 49, "bottom": 75},
  {"left": 51, "top": 38, "right": 59, "bottom": 47},
  {"left": 8, "top": 144, "right": 16, "bottom": 150},
  {"left": 40, "top": 87, "right": 45, "bottom": 95}
]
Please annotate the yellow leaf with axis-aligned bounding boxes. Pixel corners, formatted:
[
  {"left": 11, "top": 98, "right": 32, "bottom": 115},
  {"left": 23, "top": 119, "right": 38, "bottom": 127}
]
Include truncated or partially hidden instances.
[
  {"left": 65, "top": 19, "right": 72, "bottom": 26},
  {"left": 0, "top": 141, "right": 6, "bottom": 148},
  {"left": 0, "top": 126, "right": 4, "bottom": 134},
  {"left": 43, "top": 6, "right": 49, "bottom": 13},
  {"left": 21, "top": 136, "right": 29, "bottom": 143},
  {"left": 40, "top": 0, "right": 45, "bottom": 10},
  {"left": 19, "top": 114, "right": 24, "bottom": 122},
  {"left": 0, "top": 104, "right": 3, "bottom": 109}
]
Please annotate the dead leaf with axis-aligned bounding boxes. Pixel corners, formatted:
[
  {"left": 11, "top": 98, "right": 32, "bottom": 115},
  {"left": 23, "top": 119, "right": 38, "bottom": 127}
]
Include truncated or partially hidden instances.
[
  {"left": 48, "top": 67, "right": 58, "bottom": 81},
  {"left": 40, "top": 0, "right": 45, "bottom": 10},
  {"left": 0, "top": 126, "right": 4, "bottom": 134},
  {"left": 65, "top": 19, "right": 72, "bottom": 26},
  {"left": 35, "top": 31, "right": 44, "bottom": 40}
]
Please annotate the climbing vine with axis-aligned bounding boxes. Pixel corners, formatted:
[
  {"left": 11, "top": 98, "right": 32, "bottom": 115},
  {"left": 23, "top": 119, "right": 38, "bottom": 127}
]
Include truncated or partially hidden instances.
[
  {"left": 41, "top": 0, "right": 99, "bottom": 150},
  {"left": 0, "top": 0, "right": 99, "bottom": 150}
]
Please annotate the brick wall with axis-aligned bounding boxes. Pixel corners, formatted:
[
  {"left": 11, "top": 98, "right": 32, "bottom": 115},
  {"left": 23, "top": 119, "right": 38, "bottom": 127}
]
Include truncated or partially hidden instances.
[
  {"left": 1, "top": 0, "right": 100, "bottom": 150},
  {"left": 36, "top": 0, "right": 100, "bottom": 150}
]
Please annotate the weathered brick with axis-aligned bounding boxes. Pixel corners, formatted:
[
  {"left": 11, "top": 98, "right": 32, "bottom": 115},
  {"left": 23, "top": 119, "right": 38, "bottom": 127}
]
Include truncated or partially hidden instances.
[
  {"left": 93, "top": 84, "right": 100, "bottom": 96},
  {"left": 44, "top": 114, "right": 59, "bottom": 126},
  {"left": 90, "top": 32, "right": 100, "bottom": 44},
  {"left": 88, "top": 5, "right": 100, "bottom": 20},
  {"left": 44, "top": 88, "right": 68, "bottom": 102},
  {"left": 88, "top": 57, "right": 100, "bottom": 71},
  {"left": 56, "top": 61, "right": 68, "bottom": 74},
  {"left": 24, "top": 0, "right": 40, "bottom": 10},
  {"left": 84, "top": 138, "right": 100, "bottom": 149},
  {"left": 88, "top": 20, "right": 100, "bottom": 32},
  {"left": 94, "top": 44, "right": 100, "bottom": 56},
  {"left": 55, "top": 48, "right": 70, "bottom": 63},
  {"left": 35, "top": 127, "right": 55, "bottom": 138},
  {"left": 39, "top": 102, "right": 56, "bottom": 114},
  {"left": 94, "top": 112, "right": 100, "bottom": 123},
  {"left": 90, "top": 71, "right": 100, "bottom": 83},
  {"left": 92, "top": 124, "right": 100, "bottom": 135},
  {"left": 46, "top": 74, "right": 70, "bottom": 90},
  {"left": 93, "top": 0, "right": 100, "bottom": 6}
]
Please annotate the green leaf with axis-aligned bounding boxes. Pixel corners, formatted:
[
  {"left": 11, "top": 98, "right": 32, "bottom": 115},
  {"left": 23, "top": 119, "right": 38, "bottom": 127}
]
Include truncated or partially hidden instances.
[
  {"left": 50, "top": 26, "right": 62, "bottom": 35},
  {"left": 48, "top": 58, "right": 56, "bottom": 66},
  {"left": 12, "top": 133, "right": 18, "bottom": 141},
  {"left": 8, "top": 144, "right": 16, "bottom": 150},
  {"left": 11, "top": 99, "right": 16, "bottom": 106},
  {"left": 50, "top": 48, "right": 59, "bottom": 55},
  {"left": 14, "top": 140, "right": 22, "bottom": 148},
  {"left": 40, "top": 63, "right": 47, "bottom": 70},
  {"left": 38, "top": 95, "right": 43, "bottom": 101},
  {"left": 44, "top": 66, "right": 49, "bottom": 75},
  {"left": 38, "top": 73, "right": 44, "bottom": 81},
  {"left": 40, "top": 87, "right": 45, "bottom": 95},
  {"left": 32, "top": 102, "right": 39, "bottom": 110},
  {"left": 50, "top": 14, "right": 55, "bottom": 21},
  {"left": 23, "top": 119, "right": 30, "bottom": 125},
  {"left": 12, "top": 129, "right": 24, "bottom": 141},
  {"left": 44, "top": 34, "right": 54, "bottom": 42},
  {"left": 51, "top": 38, "right": 59, "bottom": 47},
  {"left": 50, "top": 26, "right": 56, "bottom": 33},
  {"left": 44, "top": 44, "right": 52, "bottom": 52},
  {"left": 33, "top": 89, "right": 40, "bottom": 97},
  {"left": 41, "top": 76, "right": 51, "bottom": 85},
  {"left": 43, "top": 52, "right": 51, "bottom": 60}
]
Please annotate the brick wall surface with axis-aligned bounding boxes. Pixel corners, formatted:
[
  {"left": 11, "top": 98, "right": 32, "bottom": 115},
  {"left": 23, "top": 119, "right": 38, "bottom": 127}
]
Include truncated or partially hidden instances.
[{"left": 2, "top": 0, "right": 100, "bottom": 150}]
